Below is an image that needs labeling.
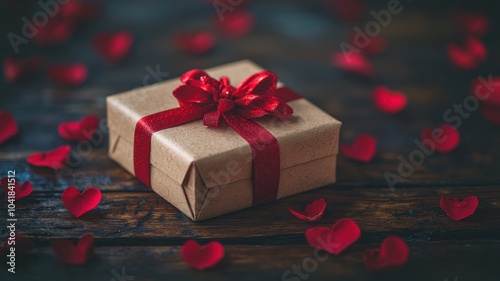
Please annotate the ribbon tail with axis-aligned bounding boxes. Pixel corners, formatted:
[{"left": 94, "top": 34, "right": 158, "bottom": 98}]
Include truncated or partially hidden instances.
[
  {"left": 134, "top": 108, "right": 206, "bottom": 188},
  {"left": 222, "top": 111, "right": 280, "bottom": 205}
]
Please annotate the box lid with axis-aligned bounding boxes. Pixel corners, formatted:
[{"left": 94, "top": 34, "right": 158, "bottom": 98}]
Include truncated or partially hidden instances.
[{"left": 107, "top": 60, "right": 341, "bottom": 188}]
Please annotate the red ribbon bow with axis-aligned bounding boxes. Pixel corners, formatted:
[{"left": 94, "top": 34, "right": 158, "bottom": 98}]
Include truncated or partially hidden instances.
[
  {"left": 173, "top": 70, "right": 294, "bottom": 126},
  {"left": 134, "top": 70, "right": 300, "bottom": 205}
]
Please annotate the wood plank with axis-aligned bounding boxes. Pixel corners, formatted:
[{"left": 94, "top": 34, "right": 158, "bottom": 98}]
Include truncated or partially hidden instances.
[
  {"left": 1, "top": 186, "right": 498, "bottom": 243},
  {"left": 1, "top": 242, "right": 499, "bottom": 281}
]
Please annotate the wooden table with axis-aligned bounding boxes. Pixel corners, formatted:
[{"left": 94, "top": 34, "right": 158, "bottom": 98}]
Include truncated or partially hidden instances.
[{"left": 1, "top": 1, "right": 499, "bottom": 280}]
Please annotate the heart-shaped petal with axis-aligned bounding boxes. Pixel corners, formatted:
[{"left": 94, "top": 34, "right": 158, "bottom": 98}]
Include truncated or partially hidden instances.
[
  {"left": 329, "top": 0, "right": 365, "bottom": 22},
  {"left": 481, "top": 104, "right": 500, "bottom": 125},
  {"left": 364, "top": 236, "right": 409, "bottom": 271},
  {"left": 214, "top": 10, "right": 254, "bottom": 38},
  {"left": 305, "top": 218, "right": 361, "bottom": 255},
  {"left": 51, "top": 233, "right": 94, "bottom": 265},
  {"left": 471, "top": 76, "right": 500, "bottom": 105},
  {"left": 62, "top": 186, "right": 102, "bottom": 218},
  {"left": 0, "top": 111, "right": 18, "bottom": 144},
  {"left": 348, "top": 33, "right": 386, "bottom": 56},
  {"left": 289, "top": 198, "right": 327, "bottom": 222},
  {"left": 452, "top": 10, "right": 489, "bottom": 37},
  {"left": 46, "top": 63, "right": 87, "bottom": 86},
  {"left": 1, "top": 177, "right": 33, "bottom": 201},
  {"left": 373, "top": 86, "right": 407, "bottom": 114},
  {"left": 27, "top": 145, "right": 71, "bottom": 170},
  {"left": 341, "top": 134, "right": 377, "bottom": 162},
  {"left": 58, "top": 115, "right": 100, "bottom": 141},
  {"left": 447, "top": 37, "right": 487, "bottom": 70},
  {"left": 440, "top": 195, "right": 478, "bottom": 221},
  {"left": 0, "top": 234, "right": 34, "bottom": 256},
  {"left": 175, "top": 31, "right": 215, "bottom": 55},
  {"left": 4, "top": 56, "right": 43, "bottom": 83},
  {"left": 92, "top": 31, "right": 134, "bottom": 63},
  {"left": 421, "top": 124, "right": 460, "bottom": 153},
  {"left": 181, "top": 240, "right": 224, "bottom": 270},
  {"left": 34, "top": 19, "right": 74, "bottom": 46},
  {"left": 331, "top": 51, "right": 374, "bottom": 77}
]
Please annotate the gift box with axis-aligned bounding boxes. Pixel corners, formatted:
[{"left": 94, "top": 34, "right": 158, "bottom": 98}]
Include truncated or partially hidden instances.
[{"left": 107, "top": 60, "right": 341, "bottom": 221}]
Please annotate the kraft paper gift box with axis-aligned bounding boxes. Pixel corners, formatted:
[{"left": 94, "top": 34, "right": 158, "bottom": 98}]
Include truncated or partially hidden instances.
[{"left": 107, "top": 60, "right": 341, "bottom": 221}]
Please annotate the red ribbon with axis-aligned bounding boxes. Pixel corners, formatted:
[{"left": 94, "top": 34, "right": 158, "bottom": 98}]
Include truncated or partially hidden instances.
[{"left": 134, "top": 70, "right": 300, "bottom": 205}]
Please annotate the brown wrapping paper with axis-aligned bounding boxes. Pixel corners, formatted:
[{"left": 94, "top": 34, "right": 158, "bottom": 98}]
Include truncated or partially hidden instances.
[{"left": 107, "top": 60, "right": 341, "bottom": 221}]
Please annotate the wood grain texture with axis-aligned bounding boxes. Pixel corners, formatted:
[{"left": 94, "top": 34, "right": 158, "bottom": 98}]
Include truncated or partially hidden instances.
[{"left": 1, "top": 0, "right": 499, "bottom": 280}]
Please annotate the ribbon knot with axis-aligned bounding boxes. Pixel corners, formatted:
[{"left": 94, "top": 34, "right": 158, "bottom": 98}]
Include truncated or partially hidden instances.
[{"left": 173, "top": 69, "right": 294, "bottom": 127}]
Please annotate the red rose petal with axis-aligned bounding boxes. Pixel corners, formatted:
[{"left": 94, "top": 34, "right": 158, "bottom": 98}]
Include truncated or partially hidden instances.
[
  {"left": 51, "top": 233, "right": 94, "bottom": 265},
  {"left": 373, "top": 86, "right": 407, "bottom": 114},
  {"left": 26, "top": 145, "right": 71, "bottom": 170},
  {"left": 181, "top": 240, "right": 224, "bottom": 270},
  {"left": 364, "top": 236, "right": 409, "bottom": 271},
  {"left": 214, "top": 10, "right": 254, "bottom": 38},
  {"left": 60, "top": 0, "right": 101, "bottom": 22},
  {"left": 481, "top": 104, "right": 500, "bottom": 125},
  {"left": 289, "top": 198, "right": 327, "bottom": 222},
  {"left": 62, "top": 186, "right": 102, "bottom": 218},
  {"left": 329, "top": 0, "right": 365, "bottom": 22},
  {"left": 348, "top": 33, "right": 386, "bottom": 56},
  {"left": 421, "top": 124, "right": 460, "bottom": 153},
  {"left": 0, "top": 234, "right": 34, "bottom": 256},
  {"left": 440, "top": 195, "right": 478, "bottom": 221},
  {"left": 0, "top": 111, "right": 18, "bottom": 144},
  {"left": 1, "top": 177, "right": 33, "bottom": 201},
  {"left": 46, "top": 63, "right": 87, "bottom": 86},
  {"left": 34, "top": 19, "right": 74, "bottom": 46},
  {"left": 331, "top": 51, "right": 374, "bottom": 77},
  {"left": 58, "top": 115, "right": 100, "bottom": 141},
  {"left": 452, "top": 10, "right": 489, "bottom": 37},
  {"left": 471, "top": 76, "right": 500, "bottom": 105},
  {"left": 305, "top": 218, "right": 361, "bottom": 255},
  {"left": 4, "top": 57, "right": 43, "bottom": 83},
  {"left": 92, "top": 31, "right": 134, "bottom": 63},
  {"left": 341, "top": 134, "right": 377, "bottom": 162},
  {"left": 175, "top": 31, "right": 215, "bottom": 55},
  {"left": 447, "top": 37, "right": 487, "bottom": 71}
]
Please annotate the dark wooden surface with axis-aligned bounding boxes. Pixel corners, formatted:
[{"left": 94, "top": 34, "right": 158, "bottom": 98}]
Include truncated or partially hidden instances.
[{"left": 1, "top": 0, "right": 500, "bottom": 280}]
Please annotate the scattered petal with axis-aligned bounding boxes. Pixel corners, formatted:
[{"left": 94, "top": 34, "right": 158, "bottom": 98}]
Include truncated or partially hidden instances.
[
  {"left": 452, "top": 10, "right": 489, "bottom": 37},
  {"left": 447, "top": 37, "right": 487, "bottom": 70},
  {"left": 341, "top": 134, "right": 377, "bottom": 162},
  {"left": 0, "top": 111, "right": 18, "bottom": 144},
  {"left": 215, "top": 10, "right": 254, "bottom": 38},
  {"left": 46, "top": 63, "right": 87, "bottom": 86},
  {"left": 373, "top": 86, "right": 407, "bottom": 114},
  {"left": 92, "top": 31, "right": 134, "bottom": 63},
  {"left": 4, "top": 56, "right": 43, "bottom": 83},
  {"left": 0, "top": 234, "right": 34, "bottom": 256},
  {"left": 175, "top": 31, "right": 215, "bottom": 55},
  {"left": 51, "top": 233, "right": 94, "bottom": 265},
  {"left": 60, "top": 0, "right": 101, "bottom": 22},
  {"left": 62, "top": 186, "right": 102, "bottom": 218},
  {"left": 329, "top": 0, "right": 365, "bottom": 22},
  {"left": 58, "top": 115, "right": 100, "bottom": 141},
  {"left": 1, "top": 177, "right": 33, "bottom": 201},
  {"left": 331, "top": 51, "right": 374, "bottom": 77},
  {"left": 364, "top": 236, "right": 409, "bottom": 271},
  {"left": 471, "top": 76, "right": 500, "bottom": 105},
  {"left": 34, "top": 19, "right": 74, "bottom": 46},
  {"left": 348, "top": 33, "right": 386, "bottom": 56},
  {"left": 181, "top": 240, "right": 224, "bottom": 270},
  {"left": 421, "top": 124, "right": 460, "bottom": 153},
  {"left": 26, "top": 145, "right": 71, "bottom": 170},
  {"left": 289, "top": 198, "right": 327, "bottom": 222},
  {"left": 481, "top": 104, "right": 500, "bottom": 125},
  {"left": 440, "top": 195, "right": 478, "bottom": 221},
  {"left": 305, "top": 218, "right": 361, "bottom": 255}
]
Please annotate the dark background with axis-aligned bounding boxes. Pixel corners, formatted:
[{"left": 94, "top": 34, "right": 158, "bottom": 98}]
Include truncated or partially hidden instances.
[{"left": 1, "top": 0, "right": 500, "bottom": 280}]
